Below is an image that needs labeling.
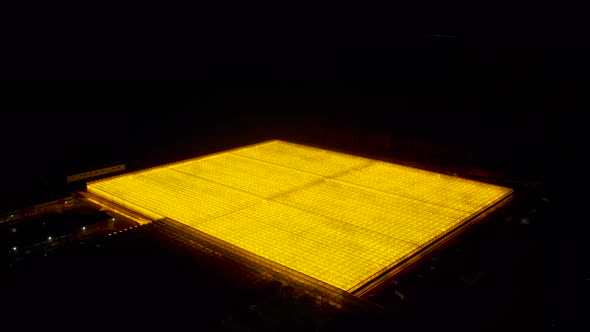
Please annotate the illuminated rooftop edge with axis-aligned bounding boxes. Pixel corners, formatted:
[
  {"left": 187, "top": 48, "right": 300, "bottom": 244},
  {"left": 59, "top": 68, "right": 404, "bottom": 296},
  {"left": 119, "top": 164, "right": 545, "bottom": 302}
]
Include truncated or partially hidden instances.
[{"left": 88, "top": 140, "right": 513, "bottom": 292}]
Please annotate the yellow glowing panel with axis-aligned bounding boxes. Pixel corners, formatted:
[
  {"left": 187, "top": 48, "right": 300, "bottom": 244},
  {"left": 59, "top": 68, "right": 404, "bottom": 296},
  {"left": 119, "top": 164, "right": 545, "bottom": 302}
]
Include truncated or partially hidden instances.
[{"left": 88, "top": 140, "right": 512, "bottom": 292}]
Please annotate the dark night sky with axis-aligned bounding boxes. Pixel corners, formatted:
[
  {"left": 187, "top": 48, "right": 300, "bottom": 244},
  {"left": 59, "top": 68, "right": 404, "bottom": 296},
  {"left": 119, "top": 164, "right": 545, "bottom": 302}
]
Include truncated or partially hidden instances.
[{"left": 0, "top": 12, "right": 584, "bottom": 206}]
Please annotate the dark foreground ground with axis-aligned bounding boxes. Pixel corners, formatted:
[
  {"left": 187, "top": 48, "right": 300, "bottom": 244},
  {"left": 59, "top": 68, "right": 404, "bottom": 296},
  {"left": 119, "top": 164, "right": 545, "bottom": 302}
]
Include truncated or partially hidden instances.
[{"left": 0, "top": 190, "right": 558, "bottom": 331}]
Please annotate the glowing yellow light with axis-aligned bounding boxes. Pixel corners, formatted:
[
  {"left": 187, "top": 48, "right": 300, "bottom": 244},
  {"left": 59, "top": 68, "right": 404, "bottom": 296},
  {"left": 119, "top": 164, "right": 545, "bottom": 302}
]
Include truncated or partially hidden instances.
[{"left": 88, "top": 140, "right": 512, "bottom": 292}]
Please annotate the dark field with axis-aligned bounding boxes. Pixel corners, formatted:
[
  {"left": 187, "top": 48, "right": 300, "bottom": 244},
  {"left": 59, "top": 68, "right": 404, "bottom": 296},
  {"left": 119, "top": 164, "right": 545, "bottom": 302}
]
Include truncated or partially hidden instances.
[{"left": 0, "top": 68, "right": 585, "bottom": 331}]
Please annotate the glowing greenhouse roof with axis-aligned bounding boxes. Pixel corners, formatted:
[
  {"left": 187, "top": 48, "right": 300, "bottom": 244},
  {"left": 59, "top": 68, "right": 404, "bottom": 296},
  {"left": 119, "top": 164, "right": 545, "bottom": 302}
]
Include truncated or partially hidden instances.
[{"left": 87, "top": 140, "right": 512, "bottom": 292}]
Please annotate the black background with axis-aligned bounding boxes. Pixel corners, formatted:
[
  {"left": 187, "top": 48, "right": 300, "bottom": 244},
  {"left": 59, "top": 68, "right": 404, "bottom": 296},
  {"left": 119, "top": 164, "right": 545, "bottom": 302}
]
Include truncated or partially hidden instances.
[{"left": 1, "top": 9, "right": 588, "bottom": 330}]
